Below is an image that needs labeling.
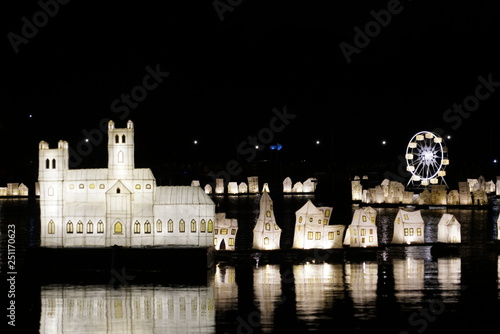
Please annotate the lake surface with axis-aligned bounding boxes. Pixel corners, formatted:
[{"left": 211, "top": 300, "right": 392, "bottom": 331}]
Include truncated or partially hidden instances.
[{"left": 1, "top": 195, "right": 499, "bottom": 333}]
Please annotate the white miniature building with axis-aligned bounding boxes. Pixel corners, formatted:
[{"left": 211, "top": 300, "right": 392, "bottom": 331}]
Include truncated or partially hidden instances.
[
  {"left": 247, "top": 176, "right": 259, "bottom": 193},
  {"left": 238, "top": 182, "right": 248, "bottom": 194},
  {"left": 261, "top": 182, "right": 270, "bottom": 193},
  {"left": 343, "top": 206, "right": 378, "bottom": 247},
  {"left": 283, "top": 177, "right": 292, "bottom": 193},
  {"left": 292, "top": 200, "right": 345, "bottom": 249},
  {"left": 302, "top": 178, "right": 317, "bottom": 193},
  {"left": 252, "top": 191, "right": 281, "bottom": 250},
  {"left": 204, "top": 184, "right": 213, "bottom": 194},
  {"left": 214, "top": 212, "right": 238, "bottom": 250},
  {"left": 351, "top": 179, "right": 362, "bottom": 201},
  {"left": 459, "top": 182, "right": 472, "bottom": 205},
  {"left": 437, "top": 213, "right": 461, "bottom": 243},
  {"left": 38, "top": 120, "right": 215, "bottom": 248},
  {"left": 472, "top": 189, "right": 488, "bottom": 205},
  {"left": 227, "top": 182, "right": 238, "bottom": 194},
  {"left": 292, "top": 181, "right": 303, "bottom": 193},
  {"left": 215, "top": 178, "right": 225, "bottom": 194},
  {"left": 447, "top": 190, "right": 460, "bottom": 205},
  {"left": 391, "top": 209, "right": 425, "bottom": 244}
]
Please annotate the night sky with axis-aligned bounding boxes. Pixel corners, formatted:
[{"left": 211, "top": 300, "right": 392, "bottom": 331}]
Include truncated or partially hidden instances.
[{"left": 2, "top": 0, "right": 500, "bottom": 190}]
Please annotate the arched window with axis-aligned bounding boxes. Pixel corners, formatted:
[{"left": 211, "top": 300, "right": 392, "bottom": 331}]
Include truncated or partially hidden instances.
[
  {"left": 144, "top": 221, "right": 151, "bottom": 234},
  {"left": 122, "top": 135, "right": 126, "bottom": 143},
  {"left": 66, "top": 221, "right": 73, "bottom": 233},
  {"left": 115, "top": 135, "right": 119, "bottom": 143},
  {"left": 207, "top": 219, "right": 213, "bottom": 233},
  {"left": 156, "top": 220, "right": 162, "bottom": 233},
  {"left": 168, "top": 219, "right": 173, "bottom": 233},
  {"left": 118, "top": 151, "right": 124, "bottom": 163},
  {"left": 87, "top": 221, "right": 93, "bottom": 233},
  {"left": 266, "top": 210, "right": 271, "bottom": 218},
  {"left": 48, "top": 220, "right": 55, "bottom": 234},
  {"left": 134, "top": 221, "right": 140, "bottom": 234},
  {"left": 179, "top": 219, "right": 185, "bottom": 233},
  {"left": 116, "top": 187, "right": 121, "bottom": 194},
  {"left": 48, "top": 186, "right": 54, "bottom": 196},
  {"left": 191, "top": 219, "right": 197, "bottom": 233},
  {"left": 114, "top": 222, "right": 123, "bottom": 234},
  {"left": 97, "top": 221, "right": 104, "bottom": 233},
  {"left": 52, "top": 159, "right": 56, "bottom": 169},
  {"left": 77, "top": 221, "right": 83, "bottom": 233},
  {"left": 45, "top": 159, "right": 50, "bottom": 169},
  {"left": 265, "top": 223, "right": 271, "bottom": 231},
  {"left": 200, "top": 219, "right": 206, "bottom": 233},
  {"left": 264, "top": 237, "right": 269, "bottom": 245}
]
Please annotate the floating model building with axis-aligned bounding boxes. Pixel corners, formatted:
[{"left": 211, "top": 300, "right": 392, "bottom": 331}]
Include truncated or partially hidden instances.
[
  {"left": 38, "top": 120, "right": 215, "bottom": 247},
  {"left": 437, "top": 213, "right": 461, "bottom": 243},
  {"left": 252, "top": 191, "right": 281, "bottom": 250},
  {"left": 343, "top": 206, "right": 378, "bottom": 248},
  {"left": 292, "top": 199, "right": 345, "bottom": 249},
  {"left": 391, "top": 209, "right": 425, "bottom": 244}
]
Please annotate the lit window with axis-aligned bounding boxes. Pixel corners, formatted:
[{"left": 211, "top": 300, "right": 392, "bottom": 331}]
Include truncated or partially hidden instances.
[
  {"left": 231, "top": 229, "right": 236, "bottom": 235},
  {"left": 229, "top": 238, "right": 235, "bottom": 246},
  {"left": 66, "top": 221, "right": 73, "bottom": 233},
  {"left": 221, "top": 228, "right": 228, "bottom": 235},
  {"left": 323, "top": 219, "right": 328, "bottom": 225},
  {"left": 191, "top": 220, "right": 197, "bottom": 233},
  {"left": 417, "top": 228, "right": 422, "bottom": 236},
  {"left": 200, "top": 219, "right": 206, "bottom": 233},
  {"left": 144, "top": 221, "right": 151, "bottom": 234},
  {"left": 369, "top": 236, "right": 373, "bottom": 242},
  {"left": 404, "top": 214, "right": 409, "bottom": 220},
  {"left": 266, "top": 210, "right": 271, "bottom": 217},
  {"left": 325, "top": 210, "right": 331, "bottom": 217},
  {"left": 265, "top": 223, "right": 271, "bottom": 231},
  {"left": 134, "top": 221, "right": 140, "bottom": 234},
  {"left": 89, "top": 184, "right": 95, "bottom": 189},
  {"left": 318, "top": 219, "right": 321, "bottom": 224},
  {"left": 87, "top": 221, "right": 93, "bottom": 233},
  {"left": 79, "top": 184, "right": 84, "bottom": 189},
  {"left": 179, "top": 219, "right": 185, "bottom": 233},
  {"left": 97, "top": 221, "right": 104, "bottom": 233},
  {"left": 409, "top": 228, "right": 414, "bottom": 236},
  {"left": 135, "top": 184, "right": 141, "bottom": 190},
  {"left": 264, "top": 237, "right": 269, "bottom": 245},
  {"left": 362, "top": 237, "right": 365, "bottom": 244},
  {"left": 336, "top": 230, "right": 340, "bottom": 235},
  {"left": 77, "top": 221, "right": 83, "bottom": 233},
  {"left": 208, "top": 220, "right": 213, "bottom": 233},
  {"left": 48, "top": 220, "right": 55, "bottom": 234},
  {"left": 404, "top": 228, "right": 409, "bottom": 236},
  {"left": 370, "top": 228, "right": 374, "bottom": 235},
  {"left": 371, "top": 217, "right": 376, "bottom": 224},
  {"left": 274, "top": 223, "right": 280, "bottom": 230},
  {"left": 362, "top": 215, "right": 367, "bottom": 222},
  {"left": 214, "top": 238, "right": 217, "bottom": 246},
  {"left": 308, "top": 231, "right": 313, "bottom": 240},
  {"left": 309, "top": 217, "right": 313, "bottom": 222},
  {"left": 328, "top": 232, "right": 334, "bottom": 240},
  {"left": 99, "top": 184, "right": 105, "bottom": 189},
  {"left": 298, "top": 225, "right": 301, "bottom": 231},
  {"left": 168, "top": 220, "right": 173, "bottom": 233},
  {"left": 315, "top": 232, "right": 321, "bottom": 240},
  {"left": 299, "top": 216, "right": 303, "bottom": 223},
  {"left": 214, "top": 229, "right": 219, "bottom": 235},
  {"left": 361, "top": 229, "right": 366, "bottom": 236},
  {"left": 156, "top": 220, "right": 162, "bottom": 233},
  {"left": 114, "top": 222, "right": 123, "bottom": 234},
  {"left": 146, "top": 184, "right": 152, "bottom": 189}
]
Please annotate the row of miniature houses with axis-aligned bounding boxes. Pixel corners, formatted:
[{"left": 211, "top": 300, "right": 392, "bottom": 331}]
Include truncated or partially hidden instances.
[
  {"left": 352, "top": 176, "right": 500, "bottom": 206},
  {"left": 193, "top": 177, "right": 318, "bottom": 195},
  {"left": 0, "top": 183, "right": 29, "bottom": 196}
]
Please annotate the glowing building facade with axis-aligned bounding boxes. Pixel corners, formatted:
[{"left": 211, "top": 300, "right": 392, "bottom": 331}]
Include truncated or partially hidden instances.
[{"left": 38, "top": 120, "right": 215, "bottom": 247}]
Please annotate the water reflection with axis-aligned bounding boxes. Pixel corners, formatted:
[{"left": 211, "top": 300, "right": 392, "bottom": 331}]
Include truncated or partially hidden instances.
[
  {"left": 345, "top": 261, "right": 378, "bottom": 319},
  {"left": 393, "top": 258, "right": 425, "bottom": 307},
  {"left": 40, "top": 284, "right": 215, "bottom": 333},
  {"left": 253, "top": 264, "right": 282, "bottom": 332}
]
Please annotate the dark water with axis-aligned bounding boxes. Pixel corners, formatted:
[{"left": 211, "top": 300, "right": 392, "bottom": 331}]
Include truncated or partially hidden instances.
[{"left": 1, "top": 195, "right": 499, "bottom": 333}]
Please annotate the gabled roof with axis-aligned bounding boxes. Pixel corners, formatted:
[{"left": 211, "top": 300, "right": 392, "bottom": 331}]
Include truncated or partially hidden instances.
[
  {"left": 296, "top": 199, "right": 323, "bottom": 216},
  {"left": 155, "top": 186, "right": 214, "bottom": 205},
  {"left": 106, "top": 180, "right": 132, "bottom": 194}
]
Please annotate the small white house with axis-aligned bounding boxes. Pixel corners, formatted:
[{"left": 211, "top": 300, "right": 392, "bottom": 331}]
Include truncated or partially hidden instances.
[
  {"left": 283, "top": 177, "right": 292, "bottom": 193},
  {"left": 343, "top": 206, "right": 378, "bottom": 247},
  {"left": 392, "top": 209, "right": 425, "bottom": 244},
  {"left": 214, "top": 213, "right": 238, "bottom": 250},
  {"left": 437, "top": 213, "right": 461, "bottom": 243},
  {"left": 252, "top": 191, "right": 281, "bottom": 250},
  {"left": 292, "top": 200, "right": 345, "bottom": 249}
]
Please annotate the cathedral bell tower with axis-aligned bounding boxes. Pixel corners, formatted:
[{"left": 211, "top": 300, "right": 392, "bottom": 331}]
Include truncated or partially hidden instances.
[{"left": 108, "top": 120, "right": 135, "bottom": 180}]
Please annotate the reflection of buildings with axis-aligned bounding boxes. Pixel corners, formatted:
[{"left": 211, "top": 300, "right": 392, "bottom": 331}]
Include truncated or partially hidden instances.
[
  {"left": 253, "top": 265, "right": 282, "bottom": 332},
  {"left": 214, "top": 265, "right": 238, "bottom": 315},
  {"left": 393, "top": 258, "right": 425, "bottom": 305},
  {"left": 344, "top": 261, "right": 378, "bottom": 316},
  {"left": 438, "top": 258, "right": 461, "bottom": 299},
  {"left": 253, "top": 192, "right": 281, "bottom": 250},
  {"left": 38, "top": 120, "right": 215, "bottom": 247},
  {"left": 293, "top": 263, "right": 344, "bottom": 327},
  {"left": 292, "top": 200, "right": 345, "bottom": 249},
  {"left": 40, "top": 284, "right": 215, "bottom": 334}
]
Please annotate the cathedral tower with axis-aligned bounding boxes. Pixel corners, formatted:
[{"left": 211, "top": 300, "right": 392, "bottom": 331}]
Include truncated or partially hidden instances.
[{"left": 108, "top": 120, "right": 135, "bottom": 180}]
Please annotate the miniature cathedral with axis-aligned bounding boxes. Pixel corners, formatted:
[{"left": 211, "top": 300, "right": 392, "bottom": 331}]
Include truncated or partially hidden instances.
[{"left": 38, "top": 120, "right": 215, "bottom": 247}]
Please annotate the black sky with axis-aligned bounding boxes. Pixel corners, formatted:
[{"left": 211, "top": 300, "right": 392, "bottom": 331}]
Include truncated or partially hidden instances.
[{"left": 2, "top": 0, "right": 500, "bottom": 187}]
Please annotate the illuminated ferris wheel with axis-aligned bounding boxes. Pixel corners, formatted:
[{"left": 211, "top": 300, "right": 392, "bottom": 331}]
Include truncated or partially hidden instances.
[{"left": 405, "top": 131, "right": 449, "bottom": 187}]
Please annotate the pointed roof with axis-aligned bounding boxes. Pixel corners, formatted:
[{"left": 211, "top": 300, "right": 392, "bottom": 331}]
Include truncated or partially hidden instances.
[
  {"left": 106, "top": 180, "right": 132, "bottom": 194},
  {"left": 296, "top": 199, "right": 323, "bottom": 216}
]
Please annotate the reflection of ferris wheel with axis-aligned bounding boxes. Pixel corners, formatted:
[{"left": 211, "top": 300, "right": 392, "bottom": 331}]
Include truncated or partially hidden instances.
[{"left": 405, "top": 131, "right": 449, "bottom": 187}]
